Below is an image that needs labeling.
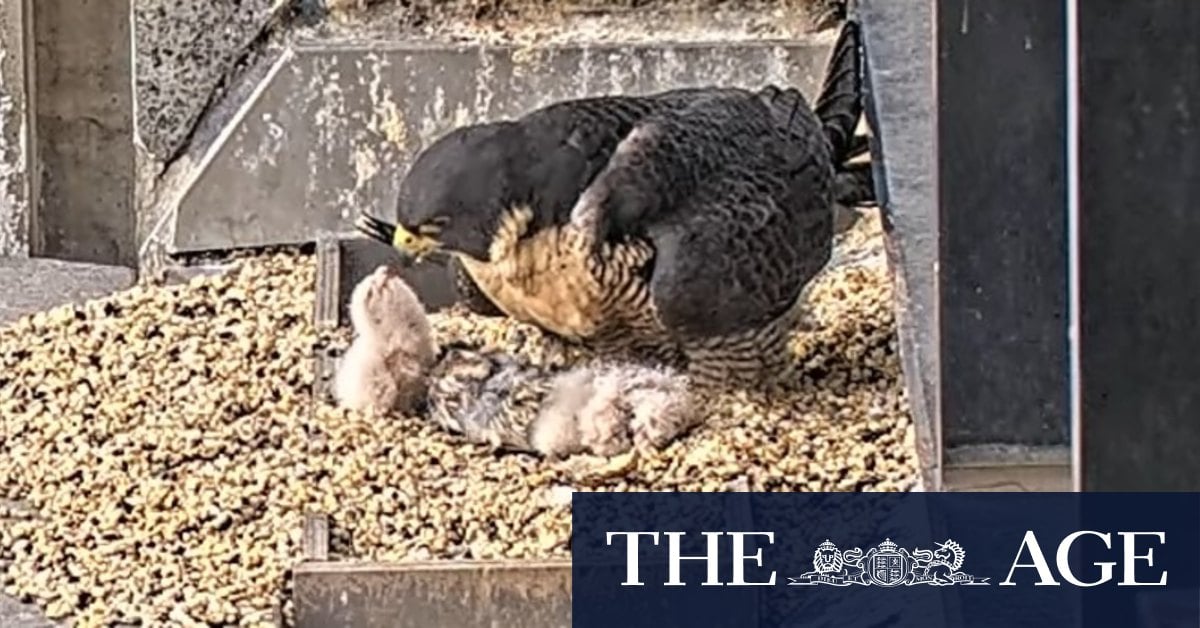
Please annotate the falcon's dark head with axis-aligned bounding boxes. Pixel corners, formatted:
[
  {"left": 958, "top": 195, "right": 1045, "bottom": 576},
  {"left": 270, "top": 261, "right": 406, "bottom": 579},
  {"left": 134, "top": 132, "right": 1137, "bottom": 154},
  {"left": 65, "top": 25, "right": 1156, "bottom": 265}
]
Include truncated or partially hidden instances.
[{"left": 358, "top": 121, "right": 523, "bottom": 263}]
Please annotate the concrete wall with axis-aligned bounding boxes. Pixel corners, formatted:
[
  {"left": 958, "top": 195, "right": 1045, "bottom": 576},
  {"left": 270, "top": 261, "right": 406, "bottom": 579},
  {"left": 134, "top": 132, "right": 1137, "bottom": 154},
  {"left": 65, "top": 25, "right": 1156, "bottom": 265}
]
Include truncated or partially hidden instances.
[
  {"left": 35, "top": 0, "right": 136, "bottom": 266},
  {"left": 130, "top": 0, "right": 832, "bottom": 275},
  {"left": 0, "top": 0, "right": 834, "bottom": 269},
  {"left": 0, "top": 0, "right": 135, "bottom": 265}
]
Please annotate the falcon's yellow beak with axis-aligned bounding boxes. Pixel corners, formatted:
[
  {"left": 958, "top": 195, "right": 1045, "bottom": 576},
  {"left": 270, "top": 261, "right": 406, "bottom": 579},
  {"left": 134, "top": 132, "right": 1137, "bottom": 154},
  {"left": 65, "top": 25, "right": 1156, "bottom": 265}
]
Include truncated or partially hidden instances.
[
  {"left": 356, "top": 213, "right": 441, "bottom": 261},
  {"left": 391, "top": 223, "right": 441, "bottom": 260}
]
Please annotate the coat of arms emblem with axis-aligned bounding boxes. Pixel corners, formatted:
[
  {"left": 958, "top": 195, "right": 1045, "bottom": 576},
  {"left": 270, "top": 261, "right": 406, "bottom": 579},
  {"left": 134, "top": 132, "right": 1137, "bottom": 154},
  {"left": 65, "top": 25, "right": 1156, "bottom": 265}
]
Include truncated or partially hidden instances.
[{"left": 788, "top": 538, "right": 990, "bottom": 587}]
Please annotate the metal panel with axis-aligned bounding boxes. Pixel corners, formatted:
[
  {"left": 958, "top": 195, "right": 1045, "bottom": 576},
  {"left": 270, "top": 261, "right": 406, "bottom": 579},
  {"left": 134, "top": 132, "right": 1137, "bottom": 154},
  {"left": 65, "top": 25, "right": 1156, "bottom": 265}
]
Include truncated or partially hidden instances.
[
  {"left": 169, "top": 39, "right": 834, "bottom": 253},
  {"left": 857, "top": 0, "right": 939, "bottom": 490},
  {"left": 334, "top": 237, "right": 460, "bottom": 322},
  {"left": 292, "top": 561, "right": 572, "bottom": 628},
  {"left": 292, "top": 514, "right": 573, "bottom": 628},
  {"left": 934, "top": 0, "right": 1070, "bottom": 480},
  {"left": 1077, "top": 0, "right": 1200, "bottom": 490}
]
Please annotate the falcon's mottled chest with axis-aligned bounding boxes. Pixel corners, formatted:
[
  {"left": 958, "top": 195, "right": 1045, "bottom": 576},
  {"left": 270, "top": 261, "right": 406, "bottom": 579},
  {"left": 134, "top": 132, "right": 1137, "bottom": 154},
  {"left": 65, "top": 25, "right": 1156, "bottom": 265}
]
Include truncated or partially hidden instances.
[{"left": 455, "top": 207, "right": 662, "bottom": 344}]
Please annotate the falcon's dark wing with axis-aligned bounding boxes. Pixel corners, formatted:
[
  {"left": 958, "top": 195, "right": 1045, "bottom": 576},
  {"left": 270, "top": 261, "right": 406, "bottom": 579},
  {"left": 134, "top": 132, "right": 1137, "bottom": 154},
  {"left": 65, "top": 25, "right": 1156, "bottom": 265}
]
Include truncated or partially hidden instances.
[
  {"left": 566, "top": 88, "right": 768, "bottom": 240},
  {"left": 567, "top": 20, "right": 865, "bottom": 342},
  {"left": 559, "top": 85, "right": 832, "bottom": 339},
  {"left": 503, "top": 89, "right": 740, "bottom": 229}
]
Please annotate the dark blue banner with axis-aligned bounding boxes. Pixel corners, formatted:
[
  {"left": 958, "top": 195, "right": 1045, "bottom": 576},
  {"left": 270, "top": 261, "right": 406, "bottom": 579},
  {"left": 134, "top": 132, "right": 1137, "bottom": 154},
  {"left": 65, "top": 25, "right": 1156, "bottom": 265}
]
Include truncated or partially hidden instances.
[{"left": 571, "top": 493, "right": 1200, "bottom": 628}]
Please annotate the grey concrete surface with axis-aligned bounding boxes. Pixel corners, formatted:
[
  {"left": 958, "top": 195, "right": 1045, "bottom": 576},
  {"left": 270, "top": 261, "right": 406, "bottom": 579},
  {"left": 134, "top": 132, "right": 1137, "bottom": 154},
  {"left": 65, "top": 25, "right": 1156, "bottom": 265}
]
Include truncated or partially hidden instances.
[
  {"left": 133, "top": 0, "right": 279, "bottom": 161},
  {"left": 0, "top": 0, "right": 31, "bottom": 257},
  {"left": 0, "top": 595, "right": 57, "bottom": 628},
  {"left": 33, "top": 0, "right": 138, "bottom": 267},
  {"left": 0, "top": 257, "right": 135, "bottom": 324}
]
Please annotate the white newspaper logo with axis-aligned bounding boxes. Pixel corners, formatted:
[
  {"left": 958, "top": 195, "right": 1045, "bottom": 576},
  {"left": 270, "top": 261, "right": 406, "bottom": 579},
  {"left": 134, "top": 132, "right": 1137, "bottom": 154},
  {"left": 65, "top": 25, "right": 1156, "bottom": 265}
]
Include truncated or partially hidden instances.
[{"left": 788, "top": 538, "right": 991, "bottom": 587}]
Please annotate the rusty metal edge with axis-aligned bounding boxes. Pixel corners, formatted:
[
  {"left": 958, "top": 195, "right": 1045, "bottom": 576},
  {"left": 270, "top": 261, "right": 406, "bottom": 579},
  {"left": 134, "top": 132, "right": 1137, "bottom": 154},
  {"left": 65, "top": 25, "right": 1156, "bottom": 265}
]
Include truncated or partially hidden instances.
[
  {"left": 941, "top": 445, "right": 1071, "bottom": 492},
  {"left": 293, "top": 558, "right": 573, "bottom": 575},
  {"left": 311, "top": 232, "right": 341, "bottom": 407},
  {"left": 314, "top": 231, "right": 341, "bottom": 328},
  {"left": 943, "top": 444, "right": 1070, "bottom": 468},
  {"left": 302, "top": 513, "right": 330, "bottom": 562},
  {"left": 290, "top": 34, "right": 837, "bottom": 55},
  {"left": 290, "top": 552, "right": 573, "bottom": 628}
]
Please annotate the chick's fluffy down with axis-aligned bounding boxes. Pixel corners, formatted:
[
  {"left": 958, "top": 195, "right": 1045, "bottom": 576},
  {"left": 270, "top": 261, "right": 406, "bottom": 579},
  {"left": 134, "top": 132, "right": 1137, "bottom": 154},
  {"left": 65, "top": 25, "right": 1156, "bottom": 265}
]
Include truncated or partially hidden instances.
[
  {"left": 334, "top": 265, "right": 438, "bottom": 414},
  {"left": 334, "top": 267, "right": 700, "bottom": 458},
  {"left": 529, "top": 363, "right": 698, "bottom": 458}
]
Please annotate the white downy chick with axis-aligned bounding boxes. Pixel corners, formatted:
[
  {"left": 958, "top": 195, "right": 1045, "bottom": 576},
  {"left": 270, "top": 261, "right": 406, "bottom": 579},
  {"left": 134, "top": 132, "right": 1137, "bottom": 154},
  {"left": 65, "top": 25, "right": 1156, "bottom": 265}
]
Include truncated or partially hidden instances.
[
  {"left": 334, "top": 265, "right": 438, "bottom": 415},
  {"left": 528, "top": 362, "right": 698, "bottom": 458}
]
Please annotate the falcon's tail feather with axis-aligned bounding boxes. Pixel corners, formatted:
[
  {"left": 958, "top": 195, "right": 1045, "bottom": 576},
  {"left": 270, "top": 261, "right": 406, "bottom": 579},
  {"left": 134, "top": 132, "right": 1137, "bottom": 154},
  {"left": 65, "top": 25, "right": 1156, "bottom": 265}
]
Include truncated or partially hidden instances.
[
  {"left": 814, "top": 19, "right": 864, "bottom": 165},
  {"left": 835, "top": 160, "right": 877, "bottom": 208}
]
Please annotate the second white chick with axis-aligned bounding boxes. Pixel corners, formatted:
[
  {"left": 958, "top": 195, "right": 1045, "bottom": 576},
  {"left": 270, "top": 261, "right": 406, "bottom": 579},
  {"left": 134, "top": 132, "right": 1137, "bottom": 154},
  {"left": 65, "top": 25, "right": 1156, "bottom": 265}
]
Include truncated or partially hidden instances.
[{"left": 528, "top": 362, "right": 699, "bottom": 458}]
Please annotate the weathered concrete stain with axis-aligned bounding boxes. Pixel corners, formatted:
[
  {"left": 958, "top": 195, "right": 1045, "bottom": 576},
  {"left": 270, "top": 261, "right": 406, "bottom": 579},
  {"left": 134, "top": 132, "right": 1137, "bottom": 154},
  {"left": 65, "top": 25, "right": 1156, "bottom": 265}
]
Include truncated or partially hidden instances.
[
  {"left": 363, "top": 53, "right": 408, "bottom": 146},
  {"left": 0, "top": 48, "right": 28, "bottom": 257},
  {"left": 235, "top": 112, "right": 287, "bottom": 172},
  {"left": 168, "top": 39, "right": 834, "bottom": 254},
  {"left": 0, "top": 2, "right": 30, "bottom": 258},
  {"left": 352, "top": 146, "right": 379, "bottom": 190}
]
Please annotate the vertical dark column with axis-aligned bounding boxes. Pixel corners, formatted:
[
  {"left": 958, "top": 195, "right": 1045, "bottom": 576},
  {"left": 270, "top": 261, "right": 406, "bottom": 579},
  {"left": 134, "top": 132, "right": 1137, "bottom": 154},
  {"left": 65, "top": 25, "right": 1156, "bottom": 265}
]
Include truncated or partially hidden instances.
[
  {"left": 1078, "top": 1, "right": 1200, "bottom": 490},
  {"left": 32, "top": 0, "right": 136, "bottom": 267},
  {"left": 936, "top": 1, "right": 1070, "bottom": 460}
]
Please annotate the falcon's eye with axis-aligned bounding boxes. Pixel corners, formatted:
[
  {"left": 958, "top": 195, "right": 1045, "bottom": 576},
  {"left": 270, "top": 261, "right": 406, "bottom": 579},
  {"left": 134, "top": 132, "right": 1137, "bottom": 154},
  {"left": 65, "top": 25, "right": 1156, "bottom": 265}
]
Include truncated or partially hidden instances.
[{"left": 418, "top": 215, "right": 449, "bottom": 236}]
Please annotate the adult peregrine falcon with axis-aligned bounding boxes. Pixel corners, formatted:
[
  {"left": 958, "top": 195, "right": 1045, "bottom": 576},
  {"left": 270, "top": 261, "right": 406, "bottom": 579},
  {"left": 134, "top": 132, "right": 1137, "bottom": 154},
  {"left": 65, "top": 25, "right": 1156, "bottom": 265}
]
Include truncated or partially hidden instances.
[{"left": 358, "top": 21, "right": 868, "bottom": 387}]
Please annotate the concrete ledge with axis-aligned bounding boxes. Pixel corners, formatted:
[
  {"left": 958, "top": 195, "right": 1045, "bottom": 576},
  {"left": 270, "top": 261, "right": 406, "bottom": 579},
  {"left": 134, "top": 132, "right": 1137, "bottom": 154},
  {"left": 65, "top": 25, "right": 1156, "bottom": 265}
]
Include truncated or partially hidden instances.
[
  {"left": 941, "top": 445, "right": 1071, "bottom": 492},
  {"left": 0, "top": 595, "right": 56, "bottom": 628},
  {"left": 0, "top": 257, "right": 135, "bottom": 324}
]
